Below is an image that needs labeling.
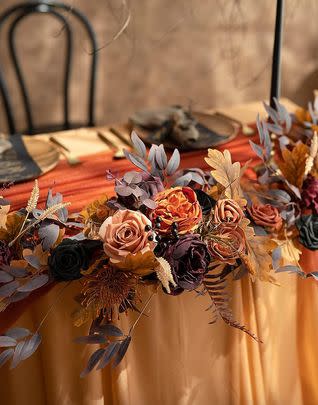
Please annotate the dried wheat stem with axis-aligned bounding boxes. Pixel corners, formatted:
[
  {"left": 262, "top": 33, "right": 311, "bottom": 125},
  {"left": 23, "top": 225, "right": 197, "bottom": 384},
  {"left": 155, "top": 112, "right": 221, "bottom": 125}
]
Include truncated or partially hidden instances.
[
  {"left": 9, "top": 202, "right": 70, "bottom": 247},
  {"left": 19, "top": 180, "right": 40, "bottom": 236},
  {"left": 305, "top": 131, "right": 318, "bottom": 176}
]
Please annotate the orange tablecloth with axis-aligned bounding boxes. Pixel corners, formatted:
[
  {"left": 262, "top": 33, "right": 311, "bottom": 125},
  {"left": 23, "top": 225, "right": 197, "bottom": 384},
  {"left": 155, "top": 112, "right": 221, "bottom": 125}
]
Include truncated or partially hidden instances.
[
  {"left": 6, "top": 133, "right": 258, "bottom": 213},
  {"left": 1, "top": 130, "right": 318, "bottom": 405}
]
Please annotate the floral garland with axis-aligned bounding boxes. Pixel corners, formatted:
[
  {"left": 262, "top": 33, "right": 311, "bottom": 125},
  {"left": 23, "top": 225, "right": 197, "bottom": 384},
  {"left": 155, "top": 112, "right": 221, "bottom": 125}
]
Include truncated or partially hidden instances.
[{"left": 0, "top": 99, "right": 317, "bottom": 376}]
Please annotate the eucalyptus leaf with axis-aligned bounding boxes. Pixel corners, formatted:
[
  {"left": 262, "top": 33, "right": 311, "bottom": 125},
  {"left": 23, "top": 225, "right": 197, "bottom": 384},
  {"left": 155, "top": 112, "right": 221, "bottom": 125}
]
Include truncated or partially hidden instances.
[
  {"left": 3, "top": 266, "right": 28, "bottom": 278},
  {"left": 0, "top": 280, "right": 19, "bottom": 298},
  {"left": 17, "top": 274, "right": 49, "bottom": 293},
  {"left": 10, "top": 341, "right": 26, "bottom": 369},
  {"left": 0, "top": 336, "right": 17, "bottom": 347},
  {"left": 113, "top": 336, "right": 131, "bottom": 367},
  {"left": 74, "top": 335, "right": 107, "bottom": 345},
  {"left": 97, "top": 342, "right": 120, "bottom": 370},
  {"left": 173, "top": 173, "right": 193, "bottom": 187},
  {"left": 276, "top": 265, "right": 303, "bottom": 274},
  {"left": 20, "top": 332, "right": 42, "bottom": 361},
  {"left": 123, "top": 150, "right": 148, "bottom": 172},
  {"left": 0, "top": 348, "right": 14, "bottom": 368},
  {"left": 131, "top": 131, "right": 147, "bottom": 159},
  {"left": 249, "top": 140, "right": 263, "bottom": 159},
  {"left": 24, "top": 255, "right": 41, "bottom": 271},
  {"left": 38, "top": 223, "right": 60, "bottom": 251},
  {"left": 95, "top": 324, "right": 123, "bottom": 337},
  {"left": 155, "top": 144, "right": 168, "bottom": 170},
  {"left": 123, "top": 171, "right": 142, "bottom": 184},
  {"left": 166, "top": 149, "right": 180, "bottom": 176},
  {"left": 5, "top": 328, "right": 31, "bottom": 340},
  {"left": 80, "top": 348, "right": 105, "bottom": 378},
  {"left": 0, "top": 271, "right": 13, "bottom": 283},
  {"left": 142, "top": 198, "right": 157, "bottom": 209}
]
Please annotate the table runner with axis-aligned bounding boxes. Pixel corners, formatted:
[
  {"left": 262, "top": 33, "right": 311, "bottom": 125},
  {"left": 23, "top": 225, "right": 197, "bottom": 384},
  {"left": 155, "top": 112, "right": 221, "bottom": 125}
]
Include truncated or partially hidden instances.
[{"left": 1, "top": 126, "right": 318, "bottom": 405}]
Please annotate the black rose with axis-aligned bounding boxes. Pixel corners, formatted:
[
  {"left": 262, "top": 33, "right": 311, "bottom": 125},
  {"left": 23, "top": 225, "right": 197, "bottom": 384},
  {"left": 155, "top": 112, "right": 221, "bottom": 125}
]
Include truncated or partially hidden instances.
[
  {"left": 296, "top": 214, "right": 318, "bottom": 250},
  {"left": 163, "top": 234, "right": 210, "bottom": 293},
  {"left": 49, "top": 239, "right": 102, "bottom": 281}
]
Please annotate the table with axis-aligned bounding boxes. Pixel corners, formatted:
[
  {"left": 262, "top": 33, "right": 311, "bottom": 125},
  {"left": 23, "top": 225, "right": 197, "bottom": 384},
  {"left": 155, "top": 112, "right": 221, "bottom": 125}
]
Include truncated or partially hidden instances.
[{"left": 1, "top": 99, "right": 317, "bottom": 405}]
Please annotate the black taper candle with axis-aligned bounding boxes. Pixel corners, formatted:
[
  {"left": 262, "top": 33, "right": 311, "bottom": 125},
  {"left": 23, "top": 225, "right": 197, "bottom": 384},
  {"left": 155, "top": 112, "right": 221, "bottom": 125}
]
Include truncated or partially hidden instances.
[{"left": 270, "top": 0, "right": 284, "bottom": 109}]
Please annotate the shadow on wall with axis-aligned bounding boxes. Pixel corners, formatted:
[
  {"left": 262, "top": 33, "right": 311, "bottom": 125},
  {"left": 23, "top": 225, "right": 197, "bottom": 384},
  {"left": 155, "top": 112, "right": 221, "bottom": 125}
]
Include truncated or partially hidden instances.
[{"left": 292, "top": 70, "right": 318, "bottom": 108}]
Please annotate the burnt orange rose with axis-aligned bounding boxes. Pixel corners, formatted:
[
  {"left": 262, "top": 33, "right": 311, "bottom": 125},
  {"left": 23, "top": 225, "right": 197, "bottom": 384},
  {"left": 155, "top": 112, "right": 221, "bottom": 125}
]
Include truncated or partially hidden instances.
[
  {"left": 248, "top": 203, "right": 282, "bottom": 232},
  {"left": 99, "top": 209, "right": 155, "bottom": 262},
  {"left": 208, "top": 224, "right": 245, "bottom": 262},
  {"left": 214, "top": 199, "right": 244, "bottom": 223},
  {"left": 152, "top": 187, "right": 202, "bottom": 235}
]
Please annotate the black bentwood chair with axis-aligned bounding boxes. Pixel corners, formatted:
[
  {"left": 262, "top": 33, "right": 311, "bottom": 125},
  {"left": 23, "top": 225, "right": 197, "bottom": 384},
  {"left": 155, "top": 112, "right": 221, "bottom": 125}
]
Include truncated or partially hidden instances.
[{"left": 0, "top": 1, "right": 98, "bottom": 135}]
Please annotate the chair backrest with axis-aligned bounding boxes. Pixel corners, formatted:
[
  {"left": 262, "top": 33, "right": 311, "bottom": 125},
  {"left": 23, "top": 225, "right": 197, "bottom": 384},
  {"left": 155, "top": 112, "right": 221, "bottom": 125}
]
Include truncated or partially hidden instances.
[{"left": 0, "top": 1, "right": 98, "bottom": 135}]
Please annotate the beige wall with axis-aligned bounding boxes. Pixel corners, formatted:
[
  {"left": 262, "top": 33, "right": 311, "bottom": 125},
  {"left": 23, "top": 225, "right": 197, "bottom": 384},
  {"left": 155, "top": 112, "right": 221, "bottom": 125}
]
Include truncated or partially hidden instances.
[{"left": 0, "top": 0, "right": 317, "bottom": 133}]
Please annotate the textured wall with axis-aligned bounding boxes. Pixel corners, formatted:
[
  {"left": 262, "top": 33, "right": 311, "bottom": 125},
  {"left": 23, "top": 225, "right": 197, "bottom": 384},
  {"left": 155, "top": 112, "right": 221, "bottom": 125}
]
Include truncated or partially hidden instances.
[{"left": 0, "top": 0, "right": 317, "bottom": 133}]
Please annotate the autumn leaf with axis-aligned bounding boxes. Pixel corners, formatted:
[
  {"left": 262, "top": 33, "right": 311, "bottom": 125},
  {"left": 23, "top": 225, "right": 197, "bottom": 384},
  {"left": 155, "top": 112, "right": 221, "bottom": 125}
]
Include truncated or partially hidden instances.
[
  {"left": 112, "top": 251, "right": 157, "bottom": 276},
  {"left": 278, "top": 239, "right": 302, "bottom": 268},
  {"left": 0, "top": 214, "right": 24, "bottom": 242},
  {"left": 244, "top": 236, "right": 277, "bottom": 283},
  {"left": 205, "top": 149, "right": 241, "bottom": 199},
  {"left": 277, "top": 143, "right": 309, "bottom": 189}
]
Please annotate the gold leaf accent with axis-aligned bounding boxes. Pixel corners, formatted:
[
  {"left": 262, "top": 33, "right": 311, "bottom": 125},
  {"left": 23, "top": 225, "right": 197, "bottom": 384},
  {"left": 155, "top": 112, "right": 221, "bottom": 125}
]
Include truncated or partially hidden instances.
[
  {"left": 245, "top": 236, "right": 278, "bottom": 283},
  {"left": 112, "top": 251, "right": 158, "bottom": 276},
  {"left": 205, "top": 149, "right": 241, "bottom": 199},
  {"left": 155, "top": 257, "right": 176, "bottom": 294},
  {"left": 277, "top": 142, "right": 309, "bottom": 189}
]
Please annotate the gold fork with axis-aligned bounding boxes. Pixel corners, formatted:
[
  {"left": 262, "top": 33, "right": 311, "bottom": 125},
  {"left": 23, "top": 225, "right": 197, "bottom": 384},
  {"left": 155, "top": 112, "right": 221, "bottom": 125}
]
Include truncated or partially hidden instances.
[{"left": 49, "top": 136, "right": 82, "bottom": 166}]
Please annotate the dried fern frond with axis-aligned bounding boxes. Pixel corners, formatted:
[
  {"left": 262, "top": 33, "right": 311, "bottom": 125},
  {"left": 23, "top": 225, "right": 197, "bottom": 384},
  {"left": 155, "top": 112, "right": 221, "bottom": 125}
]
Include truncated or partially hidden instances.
[
  {"left": 203, "top": 263, "right": 261, "bottom": 342},
  {"left": 26, "top": 180, "right": 39, "bottom": 213},
  {"left": 305, "top": 131, "right": 318, "bottom": 176},
  {"left": 155, "top": 257, "right": 176, "bottom": 294}
]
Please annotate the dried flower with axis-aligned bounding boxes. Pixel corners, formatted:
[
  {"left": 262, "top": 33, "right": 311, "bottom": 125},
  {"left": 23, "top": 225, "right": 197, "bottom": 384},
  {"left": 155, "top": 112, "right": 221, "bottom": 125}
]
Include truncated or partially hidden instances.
[
  {"left": 207, "top": 223, "right": 246, "bottom": 262},
  {"left": 81, "top": 195, "right": 112, "bottom": 224},
  {"left": 152, "top": 187, "right": 202, "bottom": 235},
  {"left": 81, "top": 263, "right": 138, "bottom": 318},
  {"left": 247, "top": 203, "right": 282, "bottom": 232},
  {"left": 99, "top": 209, "right": 155, "bottom": 262},
  {"left": 214, "top": 198, "right": 244, "bottom": 224},
  {"left": 115, "top": 172, "right": 164, "bottom": 210},
  {"left": 301, "top": 175, "right": 318, "bottom": 214},
  {"left": 155, "top": 257, "right": 176, "bottom": 293},
  {"left": 163, "top": 234, "right": 210, "bottom": 292},
  {"left": 49, "top": 239, "right": 102, "bottom": 281},
  {"left": 296, "top": 214, "right": 318, "bottom": 250}
]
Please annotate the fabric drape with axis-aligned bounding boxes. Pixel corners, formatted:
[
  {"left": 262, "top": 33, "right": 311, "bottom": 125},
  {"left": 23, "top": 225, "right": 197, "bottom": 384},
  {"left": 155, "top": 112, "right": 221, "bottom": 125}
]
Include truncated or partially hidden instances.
[{"left": 1, "top": 130, "right": 317, "bottom": 405}]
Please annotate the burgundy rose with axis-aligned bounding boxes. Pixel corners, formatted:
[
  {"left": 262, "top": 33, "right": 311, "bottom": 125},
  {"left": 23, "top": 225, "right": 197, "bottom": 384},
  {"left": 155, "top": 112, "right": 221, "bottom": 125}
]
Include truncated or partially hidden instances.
[
  {"left": 301, "top": 175, "right": 318, "bottom": 214},
  {"left": 163, "top": 234, "right": 210, "bottom": 293}
]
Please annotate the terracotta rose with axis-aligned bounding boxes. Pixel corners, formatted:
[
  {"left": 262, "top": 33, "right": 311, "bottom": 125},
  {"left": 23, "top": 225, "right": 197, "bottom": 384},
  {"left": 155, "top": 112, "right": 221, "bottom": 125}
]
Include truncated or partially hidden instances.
[
  {"left": 99, "top": 209, "right": 155, "bottom": 262},
  {"left": 207, "top": 223, "right": 246, "bottom": 262},
  {"left": 214, "top": 199, "right": 244, "bottom": 224},
  {"left": 248, "top": 203, "right": 282, "bottom": 232}
]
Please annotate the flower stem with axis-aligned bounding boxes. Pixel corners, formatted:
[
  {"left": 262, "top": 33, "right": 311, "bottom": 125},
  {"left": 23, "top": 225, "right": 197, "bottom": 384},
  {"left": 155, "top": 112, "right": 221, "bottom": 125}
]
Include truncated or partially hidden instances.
[
  {"left": 128, "top": 292, "right": 155, "bottom": 337},
  {"left": 35, "top": 281, "right": 71, "bottom": 333}
]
